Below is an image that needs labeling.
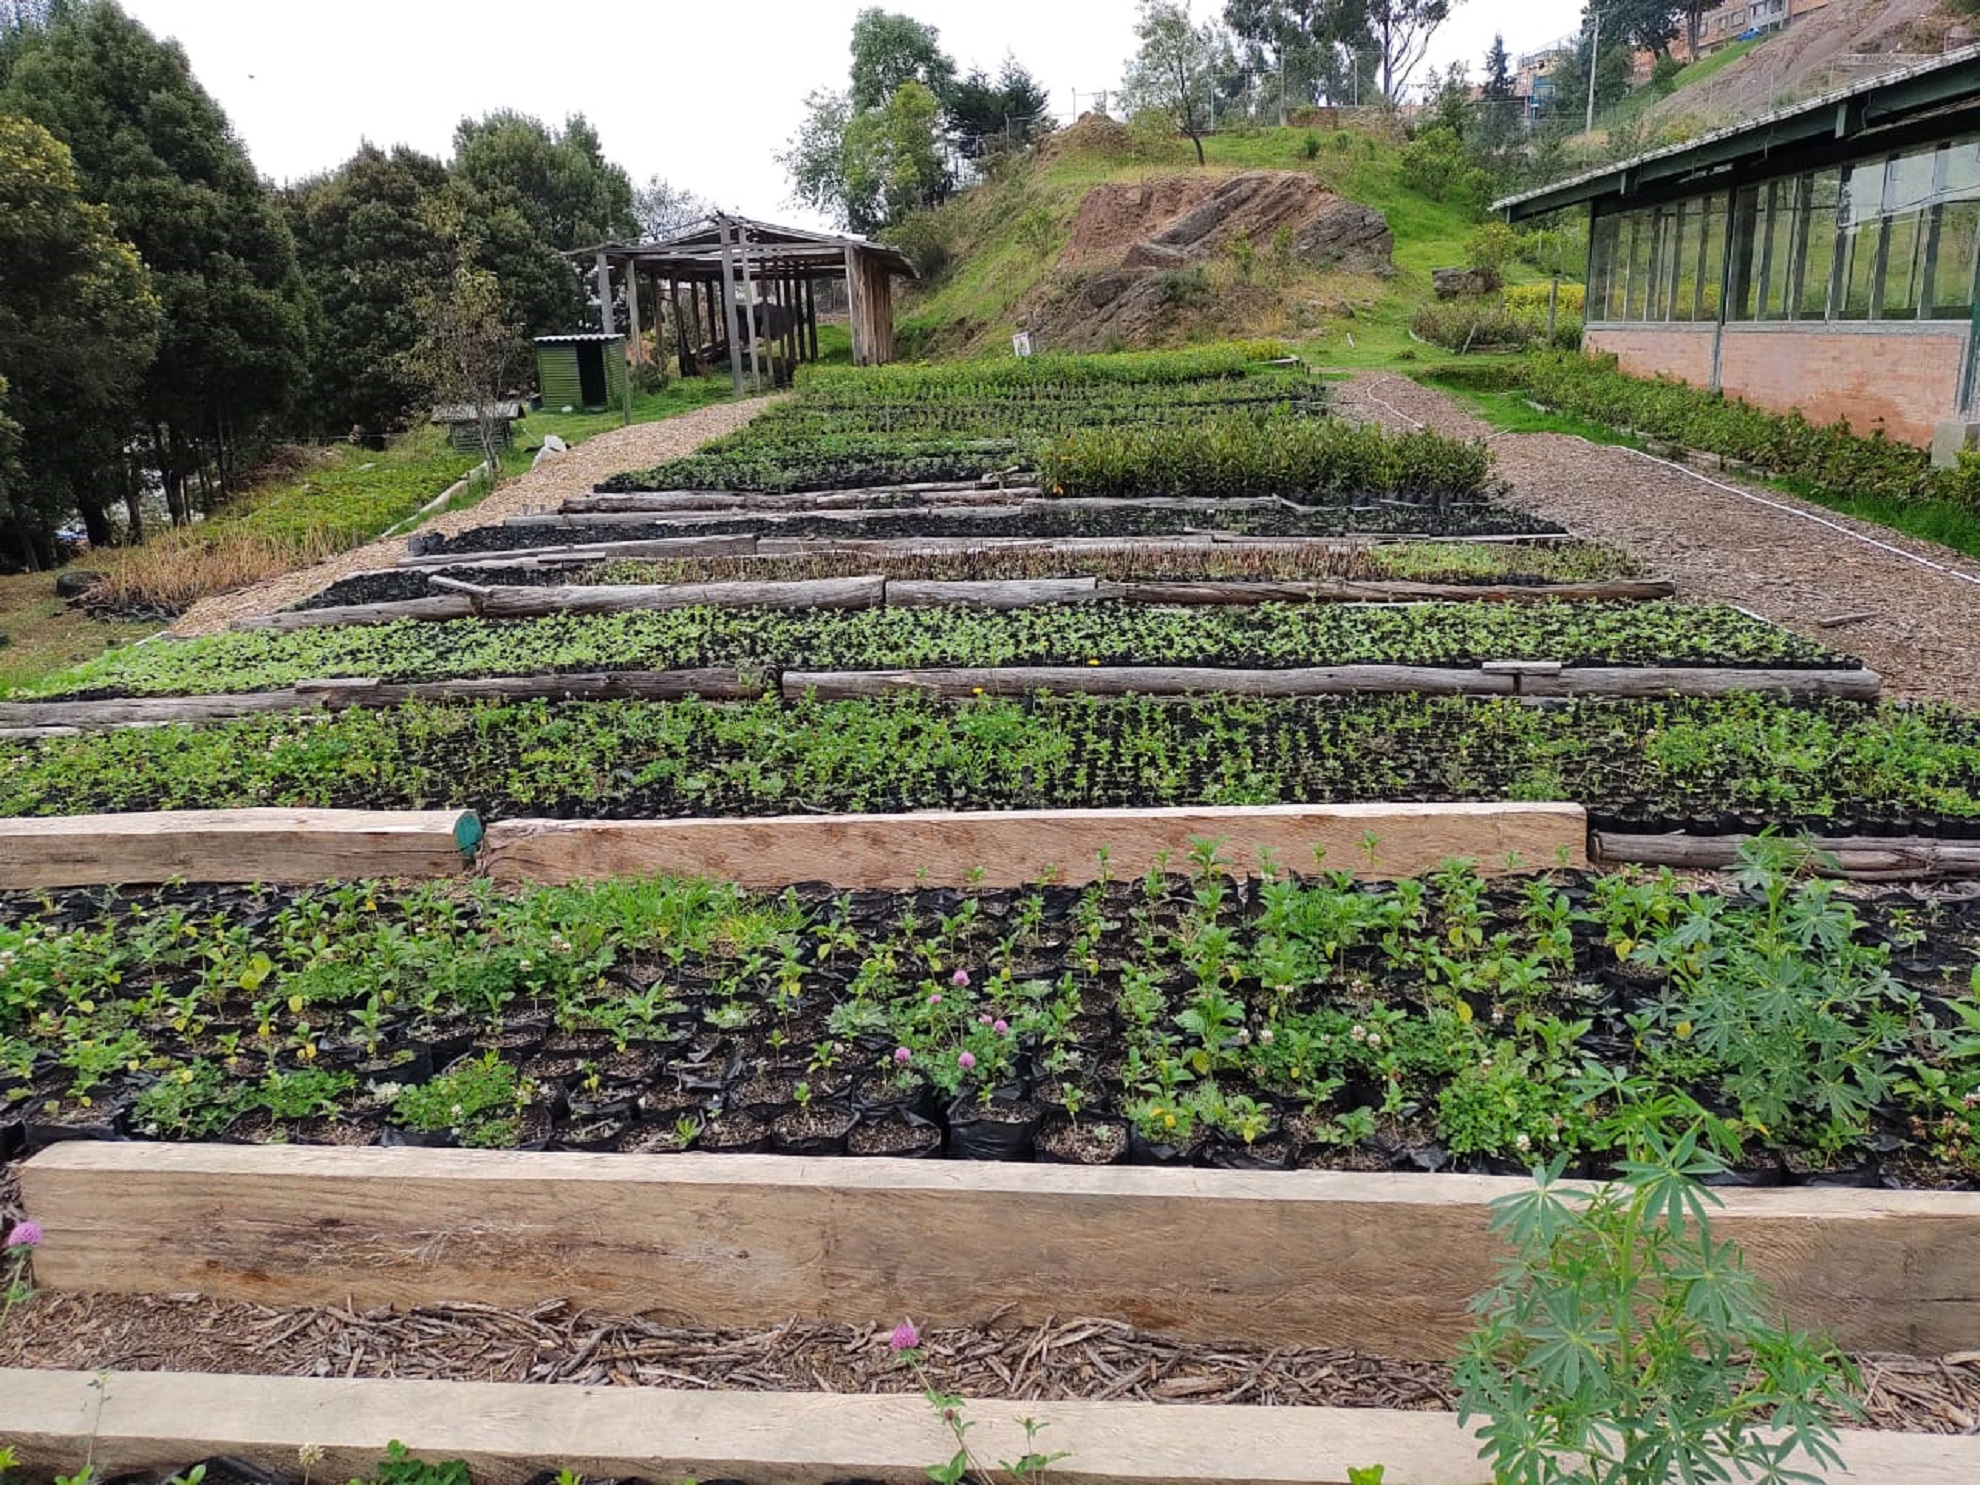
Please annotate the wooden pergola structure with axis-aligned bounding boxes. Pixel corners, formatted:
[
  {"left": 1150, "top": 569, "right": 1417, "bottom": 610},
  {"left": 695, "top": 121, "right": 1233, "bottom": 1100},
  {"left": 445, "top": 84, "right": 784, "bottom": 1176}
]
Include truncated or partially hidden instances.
[{"left": 575, "top": 214, "right": 918, "bottom": 394}]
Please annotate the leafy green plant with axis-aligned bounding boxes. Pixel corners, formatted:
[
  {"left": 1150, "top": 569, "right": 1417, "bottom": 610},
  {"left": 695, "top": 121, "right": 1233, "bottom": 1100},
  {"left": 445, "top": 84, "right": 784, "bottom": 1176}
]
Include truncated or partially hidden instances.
[
  {"left": 1455, "top": 1130, "right": 1858, "bottom": 1485},
  {"left": 356, "top": 1443, "right": 471, "bottom": 1485},
  {"left": 390, "top": 1053, "right": 525, "bottom": 1147}
]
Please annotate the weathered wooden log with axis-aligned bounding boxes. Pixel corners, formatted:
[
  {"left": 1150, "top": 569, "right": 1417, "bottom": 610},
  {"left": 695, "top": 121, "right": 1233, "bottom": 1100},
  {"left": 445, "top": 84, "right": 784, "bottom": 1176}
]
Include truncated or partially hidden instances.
[
  {"left": 0, "top": 670, "right": 767, "bottom": 731},
  {"left": 236, "top": 595, "right": 480, "bottom": 632},
  {"left": 500, "top": 505, "right": 1028, "bottom": 530},
  {"left": 0, "top": 808, "right": 482, "bottom": 889},
  {"left": 884, "top": 578, "right": 1115, "bottom": 609},
  {"left": 397, "top": 535, "right": 757, "bottom": 569},
  {"left": 467, "top": 576, "right": 886, "bottom": 618},
  {"left": 0, "top": 691, "right": 321, "bottom": 729},
  {"left": 1119, "top": 578, "right": 1679, "bottom": 605},
  {"left": 782, "top": 666, "right": 1520, "bottom": 699},
  {"left": 564, "top": 486, "right": 1042, "bottom": 514},
  {"left": 1523, "top": 666, "right": 1880, "bottom": 700},
  {"left": 590, "top": 477, "right": 1031, "bottom": 499},
  {"left": 1594, "top": 831, "right": 1980, "bottom": 880}
]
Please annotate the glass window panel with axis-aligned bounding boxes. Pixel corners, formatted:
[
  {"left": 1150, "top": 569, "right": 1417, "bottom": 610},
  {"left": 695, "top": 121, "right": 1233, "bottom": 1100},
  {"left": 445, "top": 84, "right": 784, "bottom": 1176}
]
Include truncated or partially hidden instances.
[
  {"left": 1929, "top": 199, "right": 1980, "bottom": 318},
  {"left": 1672, "top": 201, "right": 1699, "bottom": 322},
  {"left": 1588, "top": 214, "right": 1618, "bottom": 320},
  {"left": 1880, "top": 211, "right": 1924, "bottom": 318},
  {"left": 1643, "top": 209, "right": 1667, "bottom": 321},
  {"left": 1759, "top": 178, "right": 1796, "bottom": 320},
  {"left": 1627, "top": 210, "right": 1653, "bottom": 321},
  {"left": 1796, "top": 171, "right": 1841, "bottom": 319},
  {"left": 1886, "top": 148, "right": 1937, "bottom": 214},
  {"left": 1839, "top": 159, "right": 1878, "bottom": 229},
  {"left": 1699, "top": 194, "right": 1728, "bottom": 321},
  {"left": 1945, "top": 138, "right": 1980, "bottom": 203},
  {"left": 1837, "top": 222, "right": 1877, "bottom": 320}
]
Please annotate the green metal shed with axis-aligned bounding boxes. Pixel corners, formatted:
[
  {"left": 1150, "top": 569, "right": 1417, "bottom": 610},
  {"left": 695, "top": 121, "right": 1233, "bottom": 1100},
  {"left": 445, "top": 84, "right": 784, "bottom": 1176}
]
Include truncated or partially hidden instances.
[{"left": 534, "top": 333, "right": 627, "bottom": 412}]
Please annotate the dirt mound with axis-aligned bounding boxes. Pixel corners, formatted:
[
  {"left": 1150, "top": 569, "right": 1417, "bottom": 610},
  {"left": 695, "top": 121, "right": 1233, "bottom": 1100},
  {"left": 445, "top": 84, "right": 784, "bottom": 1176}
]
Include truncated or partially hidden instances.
[
  {"left": 1647, "top": 0, "right": 1970, "bottom": 129},
  {"left": 1029, "top": 170, "right": 1392, "bottom": 351},
  {"left": 1035, "top": 112, "right": 1138, "bottom": 166}
]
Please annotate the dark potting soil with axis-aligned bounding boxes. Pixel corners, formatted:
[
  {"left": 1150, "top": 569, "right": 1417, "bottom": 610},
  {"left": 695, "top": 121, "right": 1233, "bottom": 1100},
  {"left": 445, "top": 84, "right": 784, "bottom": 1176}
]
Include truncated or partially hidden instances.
[{"left": 4, "top": 872, "right": 1978, "bottom": 1186}]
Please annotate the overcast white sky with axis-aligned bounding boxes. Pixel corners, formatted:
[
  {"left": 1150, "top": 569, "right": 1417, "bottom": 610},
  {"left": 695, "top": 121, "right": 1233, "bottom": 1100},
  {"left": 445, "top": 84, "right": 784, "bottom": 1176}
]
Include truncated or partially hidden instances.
[{"left": 121, "top": 0, "right": 1589, "bottom": 226}]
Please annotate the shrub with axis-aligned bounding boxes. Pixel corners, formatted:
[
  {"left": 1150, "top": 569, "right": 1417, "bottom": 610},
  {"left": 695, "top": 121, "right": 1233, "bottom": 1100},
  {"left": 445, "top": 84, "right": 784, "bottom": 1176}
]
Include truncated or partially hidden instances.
[
  {"left": 884, "top": 209, "right": 956, "bottom": 280},
  {"left": 1412, "top": 301, "right": 1583, "bottom": 355},
  {"left": 1039, "top": 410, "right": 1496, "bottom": 499},
  {"left": 1463, "top": 223, "right": 1520, "bottom": 273},
  {"left": 1302, "top": 131, "right": 1322, "bottom": 159}
]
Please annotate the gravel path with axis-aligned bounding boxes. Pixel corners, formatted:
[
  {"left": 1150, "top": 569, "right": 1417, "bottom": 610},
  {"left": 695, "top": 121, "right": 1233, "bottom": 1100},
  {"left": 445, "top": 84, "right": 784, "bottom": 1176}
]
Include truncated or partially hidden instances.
[
  {"left": 172, "top": 397, "right": 776, "bottom": 636},
  {"left": 1338, "top": 373, "right": 1980, "bottom": 708}
]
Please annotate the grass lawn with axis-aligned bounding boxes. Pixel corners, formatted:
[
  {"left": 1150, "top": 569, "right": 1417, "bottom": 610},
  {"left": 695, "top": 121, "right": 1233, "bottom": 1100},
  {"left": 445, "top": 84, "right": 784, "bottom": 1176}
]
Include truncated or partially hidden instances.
[
  {"left": 0, "top": 571, "right": 158, "bottom": 692},
  {"left": 1, "top": 362, "right": 753, "bottom": 694}
]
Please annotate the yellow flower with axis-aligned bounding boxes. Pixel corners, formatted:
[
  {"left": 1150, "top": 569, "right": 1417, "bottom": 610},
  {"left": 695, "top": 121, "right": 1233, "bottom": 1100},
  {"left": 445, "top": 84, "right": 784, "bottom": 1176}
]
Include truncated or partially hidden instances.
[
  {"left": 1087, "top": 658, "right": 1100, "bottom": 666},
  {"left": 1675, "top": 1020, "right": 1693, "bottom": 1039},
  {"left": 1162, "top": 1113, "right": 1177, "bottom": 1130}
]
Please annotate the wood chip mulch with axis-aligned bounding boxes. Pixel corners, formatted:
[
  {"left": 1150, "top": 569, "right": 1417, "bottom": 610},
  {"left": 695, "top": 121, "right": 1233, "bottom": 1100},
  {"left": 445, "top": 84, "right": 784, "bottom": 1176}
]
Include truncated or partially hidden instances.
[
  {"left": 1334, "top": 372, "right": 1980, "bottom": 710},
  {"left": 1, "top": 1286, "right": 1978, "bottom": 1432}
]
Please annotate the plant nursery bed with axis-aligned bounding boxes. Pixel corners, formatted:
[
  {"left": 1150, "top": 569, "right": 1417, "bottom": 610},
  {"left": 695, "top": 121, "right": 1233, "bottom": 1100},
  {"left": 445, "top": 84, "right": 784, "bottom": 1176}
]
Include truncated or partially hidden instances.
[
  {"left": 288, "top": 540, "right": 1650, "bottom": 613},
  {"left": 1, "top": 1370, "right": 1967, "bottom": 1485},
  {"left": 21, "top": 601, "right": 1856, "bottom": 704},
  {"left": 1, "top": 1370, "right": 1977, "bottom": 1485},
  {"left": 4, "top": 858, "right": 1979, "bottom": 1188},
  {"left": 3, "top": 694, "right": 1977, "bottom": 836},
  {"left": 18, "top": 1146, "right": 1980, "bottom": 1358}
]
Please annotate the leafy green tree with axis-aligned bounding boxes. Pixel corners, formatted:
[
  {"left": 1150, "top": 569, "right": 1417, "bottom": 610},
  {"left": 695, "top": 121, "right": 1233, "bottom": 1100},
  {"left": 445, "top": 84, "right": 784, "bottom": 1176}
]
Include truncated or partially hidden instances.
[
  {"left": 0, "top": 111, "right": 158, "bottom": 562},
  {"left": 848, "top": 8, "right": 956, "bottom": 112},
  {"left": 0, "top": 0, "right": 307, "bottom": 524},
  {"left": 946, "top": 56, "right": 1050, "bottom": 158},
  {"left": 1363, "top": 0, "right": 1454, "bottom": 101},
  {"left": 286, "top": 144, "right": 452, "bottom": 437},
  {"left": 842, "top": 80, "right": 950, "bottom": 232},
  {"left": 1122, "top": 0, "right": 1230, "bottom": 167},
  {"left": 450, "top": 110, "right": 636, "bottom": 249},
  {"left": 783, "top": 88, "right": 859, "bottom": 227},
  {"left": 1615, "top": 0, "right": 1681, "bottom": 57},
  {"left": 1482, "top": 31, "right": 1513, "bottom": 97},
  {"left": 1549, "top": 11, "right": 1636, "bottom": 130},
  {"left": 633, "top": 175, "right": 709, "bottom": 241}
]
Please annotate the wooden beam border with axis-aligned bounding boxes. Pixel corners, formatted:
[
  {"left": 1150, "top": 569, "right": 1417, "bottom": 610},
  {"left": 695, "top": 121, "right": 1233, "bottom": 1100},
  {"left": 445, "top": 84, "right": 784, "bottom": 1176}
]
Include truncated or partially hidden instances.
[
  {"left": 3, "top": 1370, "right": 1974, "bottom": 1485},
  {"left": 0, "top": 808, "right": 482, "bottom": 890},
  {"left": 18, "top": 1144, "right": 1980, "bottom": 1361},
  {"left": 478, "top": 802, "right": 1589, "bottom": 888}
]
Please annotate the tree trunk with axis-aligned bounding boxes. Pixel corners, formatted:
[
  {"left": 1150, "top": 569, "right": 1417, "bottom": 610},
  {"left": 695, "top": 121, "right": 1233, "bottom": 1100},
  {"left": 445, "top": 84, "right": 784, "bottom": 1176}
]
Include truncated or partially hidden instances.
[{"left": 74, "top": 492, "right": 115, "bottom": 550}]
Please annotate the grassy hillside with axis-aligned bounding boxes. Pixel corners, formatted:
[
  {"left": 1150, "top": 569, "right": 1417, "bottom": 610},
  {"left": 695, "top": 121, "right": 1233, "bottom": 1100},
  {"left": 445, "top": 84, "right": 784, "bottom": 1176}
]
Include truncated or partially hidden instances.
[{"left": 895, "top": 118, "right": 1545, "bottom": 365}]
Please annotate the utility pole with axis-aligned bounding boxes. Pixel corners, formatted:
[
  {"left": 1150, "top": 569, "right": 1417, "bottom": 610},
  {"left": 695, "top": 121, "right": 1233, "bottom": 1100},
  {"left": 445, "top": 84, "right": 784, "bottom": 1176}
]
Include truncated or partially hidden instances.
[{"left": 1585, "top": 7, "right": 1600, "bottom": 134}]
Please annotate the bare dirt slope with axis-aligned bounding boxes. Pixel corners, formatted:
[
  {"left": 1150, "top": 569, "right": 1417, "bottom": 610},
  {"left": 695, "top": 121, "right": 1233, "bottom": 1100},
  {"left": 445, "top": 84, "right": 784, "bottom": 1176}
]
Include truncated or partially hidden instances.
[
  {"left": 1336, "top": 373, "right": 1980, "bottom": 708},
  {"left": 1647, "top": 0, "right": 1971, "bottom": 129},
  {"left": 1026, "top": 170, "right": 1392, "bottom": 350},
  {"left": 173, "top": 396, "right": 774, "bottom": 635}
]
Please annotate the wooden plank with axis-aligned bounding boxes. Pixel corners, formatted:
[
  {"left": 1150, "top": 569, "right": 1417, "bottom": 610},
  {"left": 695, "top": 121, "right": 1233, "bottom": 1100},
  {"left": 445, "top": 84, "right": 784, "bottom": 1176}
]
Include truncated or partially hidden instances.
[
  {"left": 1525, "top": 666, "right": 1880, "bottom": 700},
  {"left": 480, "top": 803, "right": 1585, "bottom": 888},
  {"left": 3, "top": 1371, "right": 1973, "bottom": 1485},
  {"left": 0, "top": 672, "right": 766, "bottom": 732},
  {"left": 499, "top": 505, "right": 1028, "bottom": 529},
  {"left": 781, "top": 666, "right": 1518, "bottom": 699},
  {"left": 0, "top": 809, "right": 481, "bottom": 889},
  {"left": 0, "top": 691, "right": 317, "bottom": 728},
  {"left": 398, "top": 535, "right": 758, "bottom": 569},
  {"left": 21, "top": 1140, "right": 1980, "bottom": 1363},
  {"left": 1595, "top": 831, "right": 1980, "bottom": 881},
  {"left": 469, "top": 576, "right": 885, "bottom": 618},
  {"left": 564, "top": 486, "right": 1039, "bottom": 512},
  {"left": 236, "top": 595, "right": 479, "bottom": 632},
  {"left": 884, "top": 578, "right": 1111, "bottom": 609},
  {"left": 1118, "top": 579, "right": 1680, "bottom": 605}
]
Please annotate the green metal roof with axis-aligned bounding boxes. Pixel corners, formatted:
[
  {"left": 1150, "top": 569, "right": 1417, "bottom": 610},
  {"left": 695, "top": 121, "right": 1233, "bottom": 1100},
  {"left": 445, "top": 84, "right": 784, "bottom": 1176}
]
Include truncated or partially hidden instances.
[{"left": 1493, "top": 43, "right": 1980, "bottom": 221}]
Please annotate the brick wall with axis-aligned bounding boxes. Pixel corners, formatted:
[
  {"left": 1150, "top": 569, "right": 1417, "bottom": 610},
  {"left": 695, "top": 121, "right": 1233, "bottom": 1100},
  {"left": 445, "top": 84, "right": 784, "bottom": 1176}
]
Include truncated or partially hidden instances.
[
  {"left": 1585, "top": 323, "right": 1970, "bottom": 447},
  {"left": 1719, "top": 328, "right": 1966, "bottom": 445},
  {"left": 1584, "top": 326, "right": 1718, "bottom": 388}
]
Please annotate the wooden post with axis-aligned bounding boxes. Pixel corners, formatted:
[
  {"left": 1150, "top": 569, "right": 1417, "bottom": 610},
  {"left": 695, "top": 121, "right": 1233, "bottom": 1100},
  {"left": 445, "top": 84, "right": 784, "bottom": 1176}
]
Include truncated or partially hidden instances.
[
  {"left": 595, "top": 251, "right": 615, "bottom": 337},
  {"left": 843, "top": 246, "right": 867, "bottom": 366},
  {"left": 714, "top": 220, "right": 746, "bottom": 397},
  {"left": 670, "top": 280, "right": 692, "bottom": 375},
  {"left": 624, "top": 259, "right": 643, "bottom": 363},
  {"left": 736, "top": 228, "right": 764, "bottom": 393},
  {"left": 805, "top": 274, "right": 819, "bottom": 361}
]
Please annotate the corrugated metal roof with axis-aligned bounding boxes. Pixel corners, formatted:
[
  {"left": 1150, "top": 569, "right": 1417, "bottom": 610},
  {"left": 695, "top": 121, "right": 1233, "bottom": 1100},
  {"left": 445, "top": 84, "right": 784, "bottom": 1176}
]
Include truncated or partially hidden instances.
[{"left": 532, "top": 333, "right": 626, "bottom": 344}]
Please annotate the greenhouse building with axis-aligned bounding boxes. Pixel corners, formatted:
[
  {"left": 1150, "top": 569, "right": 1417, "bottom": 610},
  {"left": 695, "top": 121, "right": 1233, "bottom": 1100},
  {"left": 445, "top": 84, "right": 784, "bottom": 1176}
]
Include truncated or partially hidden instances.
[{"left": 1496, "top": 45, "right": 1980, "bottom": 453}]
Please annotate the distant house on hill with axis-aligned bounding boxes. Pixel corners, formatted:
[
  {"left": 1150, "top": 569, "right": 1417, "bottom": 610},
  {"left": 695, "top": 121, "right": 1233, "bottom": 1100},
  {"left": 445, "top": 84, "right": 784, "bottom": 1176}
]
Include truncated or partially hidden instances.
[{"left": 1495, "top": 44, "right": 1980, "bottom": 455}]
